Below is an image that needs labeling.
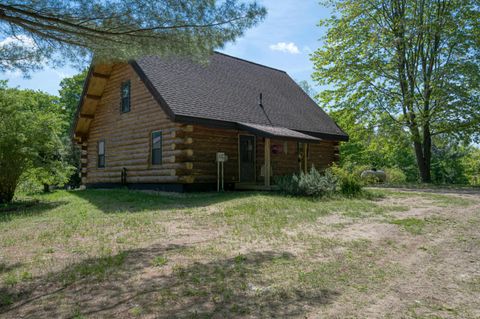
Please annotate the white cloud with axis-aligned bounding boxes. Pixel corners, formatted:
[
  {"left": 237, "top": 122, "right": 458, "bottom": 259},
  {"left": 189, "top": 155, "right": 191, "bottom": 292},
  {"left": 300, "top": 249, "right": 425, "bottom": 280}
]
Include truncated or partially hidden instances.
[{"left": 269, "top": 42, "right": 300, "bottom": 54}]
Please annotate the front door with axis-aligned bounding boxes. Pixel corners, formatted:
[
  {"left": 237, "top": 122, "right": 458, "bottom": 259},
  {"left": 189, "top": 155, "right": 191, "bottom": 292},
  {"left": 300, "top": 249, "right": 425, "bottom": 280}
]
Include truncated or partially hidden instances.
[{"left": 239, "top": 135, "right": 255, "bottom": 182}]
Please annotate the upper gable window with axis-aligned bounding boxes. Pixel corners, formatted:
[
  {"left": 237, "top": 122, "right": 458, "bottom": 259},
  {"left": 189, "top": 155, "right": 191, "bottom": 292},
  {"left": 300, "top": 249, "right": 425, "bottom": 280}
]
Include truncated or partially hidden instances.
[{"left": 121, "top": 80, "right": 131, "bottom": 113}]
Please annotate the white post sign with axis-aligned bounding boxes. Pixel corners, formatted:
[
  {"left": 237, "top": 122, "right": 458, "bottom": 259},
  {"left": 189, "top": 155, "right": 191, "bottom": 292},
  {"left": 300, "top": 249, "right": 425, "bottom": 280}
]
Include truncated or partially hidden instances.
[{"left": 216, "top": 152, "right": 228, "bottom": 192}]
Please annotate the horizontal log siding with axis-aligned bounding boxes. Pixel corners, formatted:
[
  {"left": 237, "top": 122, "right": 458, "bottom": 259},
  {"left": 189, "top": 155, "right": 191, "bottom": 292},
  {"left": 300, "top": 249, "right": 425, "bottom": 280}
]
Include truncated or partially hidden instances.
[
  {"left": 307, "top": 141, "right": 338, "bottom": 170},
  {"left": 86, "top": 64, "right": 182, "bottom": 184},
  {"left": 188, "top": 125, "right": 240, "bottom": 183},
  {"left": 187, "top": 128, "right": 340, "bottom": 185},
  {"left": 270, "top": 139, "right": 299, "bottom": 178},
  {"left": 257, "top": 140, "right": 338, "bottom": 183}
]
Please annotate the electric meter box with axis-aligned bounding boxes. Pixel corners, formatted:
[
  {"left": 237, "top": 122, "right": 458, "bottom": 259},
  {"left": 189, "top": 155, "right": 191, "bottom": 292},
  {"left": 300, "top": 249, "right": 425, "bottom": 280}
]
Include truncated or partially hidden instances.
[{"left": 216, "top": 152, "right": 228, "bottom": 162}]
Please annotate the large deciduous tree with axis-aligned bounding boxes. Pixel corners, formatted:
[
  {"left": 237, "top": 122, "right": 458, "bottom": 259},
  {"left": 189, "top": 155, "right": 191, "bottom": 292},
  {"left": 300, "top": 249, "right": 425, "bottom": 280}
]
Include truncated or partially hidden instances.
[
  {"left": 312, "top": 0, "right": 480, "bottom": 182},
  {"left": 0, "top": 0, "right": 266, "bottom": 73},
  {"left": 0, "top": 82, "right": 72, "bottom": 203}
]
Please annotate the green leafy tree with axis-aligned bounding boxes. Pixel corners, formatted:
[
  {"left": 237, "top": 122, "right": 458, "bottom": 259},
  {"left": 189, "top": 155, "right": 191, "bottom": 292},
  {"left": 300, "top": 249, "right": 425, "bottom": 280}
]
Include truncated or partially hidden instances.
[
  {"left": 0, "top": 82, "right": 73, "bottom": 203},
  {"left": 0, "top": 0, "right": 266, "bottom": 73},
  {"left": 330, "top": 108, "right": 418, "bottom": 181},
  {"left": 57, "top": 70, "right": 88, "bottom": 187},
  {"left": 58, "top": 69, "right": 88, "bottom": 133},
  {"left": 313, "top": 0, "right": 480, "bottom": 182},
  {"left": 430, "top": 140, "right": 469, "bottom": 184},
  {"left": 462, "top": 148, "right": 480, "bottom": 185}
]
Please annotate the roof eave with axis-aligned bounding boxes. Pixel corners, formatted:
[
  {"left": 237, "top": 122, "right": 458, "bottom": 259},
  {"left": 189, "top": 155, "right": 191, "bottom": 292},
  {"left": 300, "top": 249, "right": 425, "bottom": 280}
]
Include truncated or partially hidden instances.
[
  {"left": 130, "top": 60, "right": 176, "bottom": 121},
  {"left": 70, "top": 66, "right": 94, "bottom": 142},
  {"left": 296, "top": 130, "right": 349, "bottom": 142}
]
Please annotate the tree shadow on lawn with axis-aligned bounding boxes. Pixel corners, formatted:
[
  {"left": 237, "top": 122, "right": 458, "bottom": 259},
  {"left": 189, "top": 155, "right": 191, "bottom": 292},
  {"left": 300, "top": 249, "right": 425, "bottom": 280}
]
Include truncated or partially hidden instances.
[
  {"left": 70, "top": 188, "right": 386, "bottom": 215},
  {"left": 0, "top": 263, "right": 23, "bottom": 275},
  {"left": 70, "top": 189, "right": 285, "bottom": 214},
  {"left": 0, "top": 200, "right": 66, "bottom": 223},
  {"left": 0, "top": 244, "right": 339, "bottom": 318}
]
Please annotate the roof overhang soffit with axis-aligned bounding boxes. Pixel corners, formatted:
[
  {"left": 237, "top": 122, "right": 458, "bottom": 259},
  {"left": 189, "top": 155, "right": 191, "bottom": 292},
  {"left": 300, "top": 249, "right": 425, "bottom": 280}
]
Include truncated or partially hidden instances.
[{"left": 72, "top": 64, "right": 113, "bottom": 143}]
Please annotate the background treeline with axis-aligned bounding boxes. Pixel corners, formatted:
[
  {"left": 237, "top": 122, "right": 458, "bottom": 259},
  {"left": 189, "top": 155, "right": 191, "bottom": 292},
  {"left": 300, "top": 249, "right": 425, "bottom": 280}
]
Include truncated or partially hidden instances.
[
  {"left": 297, "top": 79, "right": 480, "bottom": 186},
  {"left": 331, "top": 108, "right": 480, "bottom": 185}
]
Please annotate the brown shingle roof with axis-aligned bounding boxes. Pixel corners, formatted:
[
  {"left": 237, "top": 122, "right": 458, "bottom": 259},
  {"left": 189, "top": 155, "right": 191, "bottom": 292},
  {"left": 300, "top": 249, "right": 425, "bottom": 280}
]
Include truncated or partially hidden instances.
[{"left": 132, "top": 52, "right": 348, "bottom": 141}]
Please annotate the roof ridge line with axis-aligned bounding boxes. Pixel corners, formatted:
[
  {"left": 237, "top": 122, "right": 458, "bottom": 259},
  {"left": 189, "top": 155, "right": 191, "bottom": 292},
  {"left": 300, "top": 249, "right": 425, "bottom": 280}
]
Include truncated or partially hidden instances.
[{"left": 213, "top": 51, "right": 287, "bottom": 74}]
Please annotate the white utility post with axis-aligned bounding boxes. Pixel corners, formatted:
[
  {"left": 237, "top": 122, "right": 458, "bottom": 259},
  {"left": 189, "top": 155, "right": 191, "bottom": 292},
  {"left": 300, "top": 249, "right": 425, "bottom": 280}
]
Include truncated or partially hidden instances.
[{"left": 216, "top": 152, "right": 228, "bottom": 192}]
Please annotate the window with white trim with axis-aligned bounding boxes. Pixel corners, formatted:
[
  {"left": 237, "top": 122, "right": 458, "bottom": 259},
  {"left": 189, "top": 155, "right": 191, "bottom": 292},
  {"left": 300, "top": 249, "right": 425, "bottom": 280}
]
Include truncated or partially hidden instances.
[
  {"left": 151, "top": 131, "right": 162, "bottom": 165},
  {"left": 98, "top": 140, "right": 105, "bottom": 168}
]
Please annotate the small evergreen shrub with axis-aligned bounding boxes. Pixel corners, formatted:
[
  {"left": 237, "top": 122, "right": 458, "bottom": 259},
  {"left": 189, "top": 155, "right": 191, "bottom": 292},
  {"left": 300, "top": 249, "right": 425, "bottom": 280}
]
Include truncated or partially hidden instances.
[{"left": 276, "top": 167, "right": 338, "bottom": 197}]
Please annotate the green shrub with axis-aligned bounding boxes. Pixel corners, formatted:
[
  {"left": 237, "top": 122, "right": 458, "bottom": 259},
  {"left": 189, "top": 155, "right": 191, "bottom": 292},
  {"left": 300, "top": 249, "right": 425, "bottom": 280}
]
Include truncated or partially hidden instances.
[
  {"left": 340, "top": 173, "right": 363, "bottom": 195},
  {"left": 276, "top": 167, "right": 338, "bottom": 197},
  {"left": 361, "top": 172, "right": 383, "bottom": 185},
  {"left": 331, "top": 164, "right": 364, "bottom": 196},
  {"left": 385, "top": 167, "right": 407, "bottom": 184}
]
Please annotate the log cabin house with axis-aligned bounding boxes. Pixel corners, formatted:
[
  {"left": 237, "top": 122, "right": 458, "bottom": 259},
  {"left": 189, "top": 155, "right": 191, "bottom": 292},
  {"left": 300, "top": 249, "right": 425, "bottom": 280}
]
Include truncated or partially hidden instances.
[{"left": 72, "top": 52, "right": 348, "bottom": 191}]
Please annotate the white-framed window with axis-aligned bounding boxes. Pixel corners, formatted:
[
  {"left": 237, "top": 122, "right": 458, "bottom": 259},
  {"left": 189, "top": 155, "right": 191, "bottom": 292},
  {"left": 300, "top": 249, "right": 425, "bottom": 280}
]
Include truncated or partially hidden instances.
[
  {"left": 151, "top": 131, "right": 162, "bottom": 165},
  {"left": 98, "top": 140, "right": 105, "bottom": 168}
]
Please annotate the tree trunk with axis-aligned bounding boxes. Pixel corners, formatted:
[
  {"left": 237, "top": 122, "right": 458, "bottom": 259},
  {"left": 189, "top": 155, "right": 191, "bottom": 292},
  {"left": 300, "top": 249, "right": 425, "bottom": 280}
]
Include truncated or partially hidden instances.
[
  {"left": 0, "top": 187, "right": 15, "bottom": 204},
  {"left": 0, "top": 174, "right": 21, "bottom": 204},
  {"left": 422, "top": 125, "right": 432, "bottom": 183},
  {"left": 43, "top": 183, "right": 50, "bottom": 193},
  {"left": 413, "top": 137, "right": 432, "bottom": 183}
]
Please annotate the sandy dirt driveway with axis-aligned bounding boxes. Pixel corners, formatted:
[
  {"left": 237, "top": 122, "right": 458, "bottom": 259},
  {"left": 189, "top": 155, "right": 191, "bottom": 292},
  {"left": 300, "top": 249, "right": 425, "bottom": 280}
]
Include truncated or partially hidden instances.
[{"left": 326, "top": 188, "right": 480, "bottom": 318}]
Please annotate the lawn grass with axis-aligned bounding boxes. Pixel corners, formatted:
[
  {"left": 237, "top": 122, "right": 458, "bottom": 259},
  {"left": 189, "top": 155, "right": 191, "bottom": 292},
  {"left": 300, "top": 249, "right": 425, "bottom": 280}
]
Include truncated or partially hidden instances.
[
  {"left": 0, "top": 188, "right": 479, "bottom": 318},
  {"left": 390, "top": 218, "right": 427, "bottom": 235}
]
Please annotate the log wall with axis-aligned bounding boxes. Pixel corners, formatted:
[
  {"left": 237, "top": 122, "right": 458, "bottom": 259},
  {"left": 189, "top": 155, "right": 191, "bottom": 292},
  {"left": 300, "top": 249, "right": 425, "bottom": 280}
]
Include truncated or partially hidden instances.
[
  {"left": 188, "top": 125, "right": 240, "bottom": 183},
  {"left": 263, "top": 139, "right": 339, "bottom": 182},
  {"left": 187, "top": 125, "right": 340, "bottom": 184},
  {"left": 85, "top": 64, "right": 189, "bottom": 184},
  {"left": 308, "top": 141, "right": 340, "bottom": 171}
]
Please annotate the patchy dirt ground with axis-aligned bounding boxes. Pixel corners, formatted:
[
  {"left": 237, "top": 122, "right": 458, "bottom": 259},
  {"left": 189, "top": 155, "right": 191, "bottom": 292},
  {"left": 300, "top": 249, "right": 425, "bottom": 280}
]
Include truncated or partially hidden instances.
[
  {"left": 0, "top": 188, "right": 479, "bottom": 318},
  {"left": 321, "top": 190, "right": 480, "bottom": 318}
]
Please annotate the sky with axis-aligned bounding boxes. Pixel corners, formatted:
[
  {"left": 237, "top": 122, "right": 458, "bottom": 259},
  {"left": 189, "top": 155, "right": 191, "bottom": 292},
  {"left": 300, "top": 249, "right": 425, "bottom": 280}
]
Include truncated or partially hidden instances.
[{"left": 1, "top": 0, "right": 331, "bottom": 96}]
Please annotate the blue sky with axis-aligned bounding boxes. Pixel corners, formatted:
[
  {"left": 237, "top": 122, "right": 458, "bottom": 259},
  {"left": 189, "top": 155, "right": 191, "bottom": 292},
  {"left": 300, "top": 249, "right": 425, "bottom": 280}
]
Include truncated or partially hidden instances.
[{"left": 1, "top": 0, "right": 331, "bottom": 96}]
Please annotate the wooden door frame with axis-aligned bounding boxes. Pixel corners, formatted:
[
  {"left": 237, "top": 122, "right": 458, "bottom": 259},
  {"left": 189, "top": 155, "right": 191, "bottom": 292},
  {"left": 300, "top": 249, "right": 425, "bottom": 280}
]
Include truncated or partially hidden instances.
[{"left": 237, "top": 133, "right": 257, "bottom": 183}]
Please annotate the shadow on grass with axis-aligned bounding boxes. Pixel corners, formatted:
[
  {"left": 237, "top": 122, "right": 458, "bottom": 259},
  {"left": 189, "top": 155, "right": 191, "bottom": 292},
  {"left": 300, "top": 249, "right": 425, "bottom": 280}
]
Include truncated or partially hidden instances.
[
  {"left": 71, "top": 188, "right": 387, "bottom": 215},
  {"left": 0, "top": 263, "right": 23, "bottom": 275},
  {"left": 70, "top": 189, "right": 281, "bottom": 214},
  {"left": 0, "top": 200, "right": 66, "bottom": 223},
  {"left": 0, "top": 244, "right": 339, "bottom": 318}
]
